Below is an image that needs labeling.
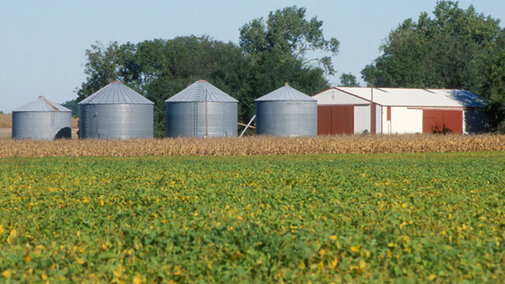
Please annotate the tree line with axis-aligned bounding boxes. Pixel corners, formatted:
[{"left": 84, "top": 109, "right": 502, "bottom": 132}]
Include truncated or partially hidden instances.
[{"left": 73, "top": 2, "right": 505, "bottom": 135}]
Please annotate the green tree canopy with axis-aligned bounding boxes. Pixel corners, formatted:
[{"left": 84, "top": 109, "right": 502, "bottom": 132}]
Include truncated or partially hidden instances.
[
  {"left": 240, "top": 6, "right": 339, "bottom": 74},
  {"left": 361, "top": 1, "right": 502, "bottom": 92},
  {"left": 339, "top": 73, "right": 359, "bottom": 87}
]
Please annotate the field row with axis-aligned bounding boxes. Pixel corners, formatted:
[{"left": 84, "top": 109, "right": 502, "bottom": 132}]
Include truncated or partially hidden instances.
[
  {"left": 1, "top": 134, "right": 505, "bottom": 157},
  {"left": 1, "top": 153, "right": 504, "bottom": 282}
]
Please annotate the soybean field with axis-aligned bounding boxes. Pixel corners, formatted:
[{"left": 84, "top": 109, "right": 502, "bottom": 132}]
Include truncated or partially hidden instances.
[{"left": 0, "top": 152, "right": 504, "bottom": 282}]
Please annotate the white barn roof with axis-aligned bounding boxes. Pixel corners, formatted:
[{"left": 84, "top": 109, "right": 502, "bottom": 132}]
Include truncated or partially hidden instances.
[
  {"left": 14, "top": 96, "right": 71, "bottom": 112},
  {"left": 256, "top": 83, "right": 315, "bottom": 102},
  {"left": 79, "top": 81, "right": 154, "bottom": 105},
  {"left": 165, "top": 80, "right": 237, "bottom": 103},
  {"left": 333, "top": 87, "right": 483, "bottom": 108}
]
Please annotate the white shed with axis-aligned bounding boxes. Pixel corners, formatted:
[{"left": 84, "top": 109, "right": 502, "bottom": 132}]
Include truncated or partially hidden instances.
[{"left": 312, "top": 87, "right": 486, "bottom": 135}]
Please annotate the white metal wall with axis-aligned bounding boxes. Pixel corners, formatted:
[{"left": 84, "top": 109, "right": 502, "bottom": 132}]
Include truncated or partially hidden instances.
[
  {"left": 391, "top": 107, "right": 423, "bottom": 133},
  {"left": 375, "top": 105, "right": 382, "bottom": 134},
  {"left": 354, "top": 105, "right": 370, "bottom": 134},
  {"left": 314, "top": 89, "right": 368, "bottom": 105}
]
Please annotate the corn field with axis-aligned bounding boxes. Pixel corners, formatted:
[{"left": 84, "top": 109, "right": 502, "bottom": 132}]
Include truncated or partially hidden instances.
[{"left": 1, "top": 135, "right": 505, "bottom": 157}]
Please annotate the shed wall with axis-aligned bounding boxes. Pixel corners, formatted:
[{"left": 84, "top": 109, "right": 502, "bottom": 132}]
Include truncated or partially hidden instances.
[
  {"left": 314, "top": 89, "right": 368, "bottom": 105},
  {"left": 391, "top": 107, "right": 423, "bottom": 133},
  {"left": 354, "top": 105, "right": 370, "bottom": 134},
  {"left": 423, "top": 110, "right": 463, "bottom": 134},
  {"left": 317, "top": 105, "right": 354, "bottom": 135},
  {"left": 463, "top": 109, "right": 487, "bottom": 134}
]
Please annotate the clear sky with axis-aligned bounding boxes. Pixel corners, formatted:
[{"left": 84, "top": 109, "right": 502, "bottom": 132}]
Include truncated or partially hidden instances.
[{"left": 1, "top": 0, "right": 505, "bottom": 113}]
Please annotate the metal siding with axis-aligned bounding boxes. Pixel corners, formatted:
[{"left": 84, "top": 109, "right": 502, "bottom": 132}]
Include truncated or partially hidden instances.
[
  {"left": 391, "top": 107, "right": 423, "bottom": 133},
  {"left": 314, "top": 89, "right": 369, "bottom": 105},
  {"left": 166, "top": 80, "right": 238, "bottom": 103},
  {"left": 165, "top": 102, "right": 237, "bottom": 138},
  {"left": 376, "top": 105, "right": 382, "bottom": 134},
  {"left": 12, "top": 111, "right": 71, "bottom": 140},
  {"left": 354, "top": 105, "right": 370, "bottom": 134},
  {"left": 79, "top": 82, "right": 154, "bottom": 105},
  {"left": 256, "top": 85, "right": 314, "bottom": 102},
  {"left": 79, "top": 104, "right": 153, "bottom": 139},
  {"left": 317, "top": 105, "right": 353, "bottom": 135},
  {"left": 422, "top": 110, "right": 463, "bottom": 134},
  {"left": 256, "top": 100, "right": 317, "bottom": 137},
  {"left": 317, "top": 106, "right": 332, "bottom": 135}
]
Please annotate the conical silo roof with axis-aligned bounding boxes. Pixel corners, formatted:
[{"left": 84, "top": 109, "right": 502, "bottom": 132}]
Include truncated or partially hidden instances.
[
  {"left": 79, "top": 81, "right": 154, "bottom": 105},
  {"left": 14, "top": 96, "right": 71, "bottom": 112},
  {"left": 165, "top": 80, "right": 238, "bottom": 102},
  {"left": 255, "top": 83, "right": 315, "bottom": 101}
]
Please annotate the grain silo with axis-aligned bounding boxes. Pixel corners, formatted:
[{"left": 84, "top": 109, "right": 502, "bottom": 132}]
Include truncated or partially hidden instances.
[
  {"left": 255, "top": 83, "right": 317, "bottom": 137},
  {"left": 78, "top": 81, "right": 154, "bottom": 139},
  {"left": 165, "top": 80, "right": 238, "bottom": 138},
  {"left": 12, "top": 96, "right": 72, "bottom": 140}
]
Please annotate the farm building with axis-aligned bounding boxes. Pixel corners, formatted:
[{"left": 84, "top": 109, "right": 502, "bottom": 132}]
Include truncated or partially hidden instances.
[
  {"left": 78, "top": 81, "right": 154, "bottom": 139},
  {"left": 165, "top": 80, "right": 238, "bottom": 138},
  {"left": 255, "top": 83, "right": 317, "bottom": 137},
  {"left": 12, "top": 95, "right": 72, "bottom": 140},
  {"left": 312, "top": 87, "right": 486, "bottom": 135}
]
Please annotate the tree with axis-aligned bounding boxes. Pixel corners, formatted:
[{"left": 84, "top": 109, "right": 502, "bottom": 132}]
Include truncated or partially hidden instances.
[
  {"left": 481, "top": 49, "right": 505, "bottom": 130},
  {"left": 361, "top": 1, "right": 502, "bottom": 92},
  {"left": 339, "top": 73, "right": 359, "bottom": 87},
  {"left": 238, "top": 5, "right": 338, "bottom": 115},
  {"left": 240, "top": 6, "right": 339, "bottom": 74},
  {"left": 62, "top": 99, "right": 78, "bottom": 117}
]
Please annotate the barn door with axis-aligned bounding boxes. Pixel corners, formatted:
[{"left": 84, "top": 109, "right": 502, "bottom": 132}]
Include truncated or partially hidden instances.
[
  {"left": 317, "top": 105, "right": 354, "bottom": 135},
  {"left": 423, "top": 110, "right": 463, "bottom": 134}
]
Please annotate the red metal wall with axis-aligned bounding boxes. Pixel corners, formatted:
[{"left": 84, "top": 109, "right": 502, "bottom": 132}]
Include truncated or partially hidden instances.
[
  {"left": 317, "top": 105, "right": 354, "bottom": 135},
  {"left": 423, "top": 110, "right": 463, "bottom": 134}
]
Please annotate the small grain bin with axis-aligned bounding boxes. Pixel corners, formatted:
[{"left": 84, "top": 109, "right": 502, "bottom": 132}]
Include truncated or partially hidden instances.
[
  {"left": 78, "top": 81, "right": 154, "bottom": 139},
  {"left": 255, "top": 83, "right": 317, "bottom": 136},
  {"left": 12, "top": 96, "right": 72, "bottom": 140},
  {"left": 165, "top": 80, "right": 238, "bottom": 138}
]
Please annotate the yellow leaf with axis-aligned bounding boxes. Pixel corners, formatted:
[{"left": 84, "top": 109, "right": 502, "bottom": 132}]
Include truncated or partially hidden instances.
[
  {"left": 132, "top": 275, "right": 143, "bottom": 284},
  {"left": 359, "top": 260, "right": 366, "bottom": 270},
  {"left": 41, "top": 273, "right": 48, "bottom": 280},
  {"left": 329, "top": 235, "right": 338, "bottom": 240},
  {"left": 351, "top": 244, "right": 361, "bottom": 253},
  {"left": 2, "top": 270, "right": 11, "bottom": 278},
  {"left": 428, "top": 274, "right": 436, "bottom": 280}
]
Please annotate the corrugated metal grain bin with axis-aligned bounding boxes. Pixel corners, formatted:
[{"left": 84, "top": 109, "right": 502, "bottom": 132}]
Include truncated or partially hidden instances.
[
  {"left": 12, "top": 96, "right": 72, "bottom": 140},
  {"left": 255, "top": 83, "right": 317, "bottom": 137},
  {"left": 78, "top": 81, "right": 154, "bottom": 139},
  {"left": 165, "top": 80, "right": 238, "bottom": 138}
]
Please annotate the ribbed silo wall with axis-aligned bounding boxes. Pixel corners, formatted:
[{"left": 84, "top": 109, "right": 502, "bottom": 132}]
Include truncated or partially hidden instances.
[
  {"left": 255, "top": 100, "right": 317, "bottom": 137},
  {"left": 12, "top": 111, "right": 71, "bottom": 140},
  {"left": 165, "top": 102, "right": 238, "bottom": 138},
  {"left": 79, "top": 104, "right": 153, "bottom": 139}
]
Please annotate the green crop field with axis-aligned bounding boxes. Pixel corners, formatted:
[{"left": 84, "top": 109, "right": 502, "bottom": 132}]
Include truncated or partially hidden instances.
[{"left": 1, "top": 152, "right": 505, "bottom": 282}]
